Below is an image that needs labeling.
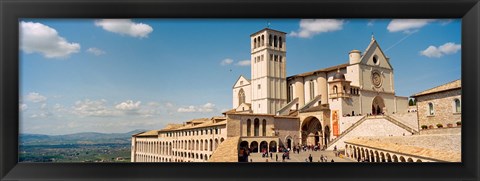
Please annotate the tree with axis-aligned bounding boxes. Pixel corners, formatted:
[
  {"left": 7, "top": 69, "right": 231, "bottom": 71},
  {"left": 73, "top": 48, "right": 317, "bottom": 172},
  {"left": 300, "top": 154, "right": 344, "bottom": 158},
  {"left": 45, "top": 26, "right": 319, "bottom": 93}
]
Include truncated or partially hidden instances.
[{"left": 409, "top": 99, "right": 414, "bottom": 106}]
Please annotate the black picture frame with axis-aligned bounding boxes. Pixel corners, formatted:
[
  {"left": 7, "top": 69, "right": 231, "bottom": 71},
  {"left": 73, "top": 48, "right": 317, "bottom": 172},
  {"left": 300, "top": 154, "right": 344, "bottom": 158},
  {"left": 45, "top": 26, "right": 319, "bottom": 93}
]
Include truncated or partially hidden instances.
[{"left": 1, "top": 0, "right": 479, "bottom": 180}]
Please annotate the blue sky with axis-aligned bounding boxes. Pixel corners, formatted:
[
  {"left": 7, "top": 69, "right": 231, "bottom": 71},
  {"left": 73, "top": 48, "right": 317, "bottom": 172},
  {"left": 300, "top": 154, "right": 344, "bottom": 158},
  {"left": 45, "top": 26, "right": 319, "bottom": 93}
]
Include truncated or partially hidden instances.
[{"left": 19, "top": 19, "right": 461, "bottom": 135}]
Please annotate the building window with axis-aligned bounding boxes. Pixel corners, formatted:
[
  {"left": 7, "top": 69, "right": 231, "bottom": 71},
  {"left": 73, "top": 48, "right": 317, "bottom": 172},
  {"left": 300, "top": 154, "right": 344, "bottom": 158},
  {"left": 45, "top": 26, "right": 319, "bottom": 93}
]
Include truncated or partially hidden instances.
[
  {"left": 428, "top": 103, "right": 434, "bottom": 115},
  {"left": 454, "top": 99, "right": 461, "bottom": 113},
  {"left": 247, "top": 119, "right": 251, "bottom": 136},
  {"left": 279, "top": 56, "right": 283, "bottom": 63},
  {"left": 309, "top": 80, "right": 315, "bottom": 101},
  {"left": 258, "top": 84, "right": 261, "bottom": 89},
  {"left": 279, "top": 37, "right": 283, "bottom": 48},
  {"left": 261, "top": 35, "right": 265, "bottom": 46},
  {"left": 254, "top": 119, "right": 260, "bottom": 136},
  {"left": 333, "top": 85, "right": 338, "bottom": 94},
  {"left": 274, "top": 35, "right": 278, "bottom": 47},
  {"left": 254, "top": 38, "right": 257, "bottom": 49},
  {"left": 262, "top": 119, "right": 266, "bottom": 136},
  {"left": 238, "top": 88, "right": 246, "bottom": 105},
  {"left": 269, "top": 34, "right": 273, "bottom": 46},
  {"left": 373, "top": 55, "right": 379, "bottom": 65}
]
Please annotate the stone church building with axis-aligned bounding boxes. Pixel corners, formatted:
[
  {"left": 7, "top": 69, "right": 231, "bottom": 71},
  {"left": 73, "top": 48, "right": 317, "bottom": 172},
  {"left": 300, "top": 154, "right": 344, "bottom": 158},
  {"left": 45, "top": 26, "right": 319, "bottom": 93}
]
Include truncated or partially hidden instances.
[{"left": 131, "top": 27, "right": 429, "bottom": 163}]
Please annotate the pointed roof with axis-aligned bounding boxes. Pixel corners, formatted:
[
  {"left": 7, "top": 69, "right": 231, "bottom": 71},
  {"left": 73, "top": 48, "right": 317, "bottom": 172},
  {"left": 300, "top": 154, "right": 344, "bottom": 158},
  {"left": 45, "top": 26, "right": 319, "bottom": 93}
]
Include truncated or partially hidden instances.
[
  {"left": 412, "top": 79, "right": 461, "bottom": 97},
  {"left": 232, "top": 75, "right": 250, "bottom": 88},
  {"left": 360, "top": 37, "right": 393, "bottom": 69}
]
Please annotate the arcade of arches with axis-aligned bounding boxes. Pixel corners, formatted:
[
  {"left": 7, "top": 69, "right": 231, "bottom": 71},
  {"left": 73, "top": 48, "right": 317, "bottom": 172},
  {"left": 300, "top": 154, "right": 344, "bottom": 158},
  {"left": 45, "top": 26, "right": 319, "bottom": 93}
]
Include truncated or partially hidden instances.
[
  {"left": 344, "top": 144, "right": 430, "bottom": 162},
  {"left": 301, "top": 116, "right": 330, "bottom": 147},
  {"left": 239, "top": 138, "right": 280, "bottom": 153}
]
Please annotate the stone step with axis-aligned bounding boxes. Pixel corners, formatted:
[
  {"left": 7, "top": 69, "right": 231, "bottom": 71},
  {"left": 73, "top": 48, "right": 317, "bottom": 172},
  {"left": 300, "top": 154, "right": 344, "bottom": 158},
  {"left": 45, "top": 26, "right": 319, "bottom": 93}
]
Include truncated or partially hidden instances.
[{"left": 208, "top": 136, "right": 240, "bottom": 162}]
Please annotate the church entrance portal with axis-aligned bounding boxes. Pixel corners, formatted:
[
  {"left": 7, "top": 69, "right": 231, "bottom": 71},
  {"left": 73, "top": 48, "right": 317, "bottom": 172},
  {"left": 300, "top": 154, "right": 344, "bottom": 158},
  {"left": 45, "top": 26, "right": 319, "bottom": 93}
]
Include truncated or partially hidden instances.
[
  {"left": 301, "top": 116, "right": 323, "bottom": 146},
  {"left": 372, "top": 96, "right": 386, "bottom": 115}
]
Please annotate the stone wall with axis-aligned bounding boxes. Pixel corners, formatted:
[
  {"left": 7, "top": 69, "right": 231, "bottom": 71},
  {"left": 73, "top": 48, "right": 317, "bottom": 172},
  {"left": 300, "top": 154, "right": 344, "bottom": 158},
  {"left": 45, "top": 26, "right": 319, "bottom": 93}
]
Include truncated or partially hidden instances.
[
  {"left": 420, "top": 127, "right": 461, "bottom": 135},
  {"left": 330, "top": 118, "right": 413, "bottom": 150},
  {"left": 416, "top": 89, "right": 461, "bottom": 128}
]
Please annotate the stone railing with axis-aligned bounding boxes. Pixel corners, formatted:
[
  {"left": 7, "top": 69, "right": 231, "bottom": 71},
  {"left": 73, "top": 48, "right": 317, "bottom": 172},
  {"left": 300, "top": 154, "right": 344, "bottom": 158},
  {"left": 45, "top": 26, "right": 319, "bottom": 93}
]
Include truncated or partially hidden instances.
[{"left": 276, "top": 98, "right": 298, "bottom": 116}]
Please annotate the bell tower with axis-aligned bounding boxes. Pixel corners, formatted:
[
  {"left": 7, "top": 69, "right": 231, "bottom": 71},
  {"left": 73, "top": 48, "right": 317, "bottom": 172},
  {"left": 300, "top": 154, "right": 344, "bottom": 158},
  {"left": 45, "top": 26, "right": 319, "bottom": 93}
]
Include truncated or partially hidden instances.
[{"left": 250, "top": 28, "right": 287, "bottom": 114}]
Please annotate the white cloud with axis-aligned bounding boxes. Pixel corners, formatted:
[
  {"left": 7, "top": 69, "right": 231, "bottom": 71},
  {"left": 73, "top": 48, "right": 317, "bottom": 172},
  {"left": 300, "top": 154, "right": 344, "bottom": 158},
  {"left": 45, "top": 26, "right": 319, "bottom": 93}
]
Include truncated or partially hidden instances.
[
  {"left": 20, "top": 21, "right": 80, "bottom": 58},
  {"left": 177, "top": 102, "right": 216, "bottom": 113},
  {"left": 367, "top": 20, "right": 375, "bottom": 27},
  {"left": 86, "top": 47, "right": 106, "bottom": 56},
  {"left": 198, "top": 102, "right": 215, "bottom": 112},
  {"left": 95, "top": 19, "right": 153, "bottom": 38},
  {"left": 439, "top": 42, "right": 461, "bottom": 54},
  {"left": 25, "top": 92, "right": 47, "bottom": 103},
  {"left": 387, "top": 19, "right": 435, "bottom": 33},
  {"left": 20, "top": 104, "right": 28, "bottom": 111},
  {"left": 236, "top": 60, "right": 250, "bottom": 66},
  {"left": 290, "top": 19, "right": 344, "bottom": 38},
  {"left": 72, "top": 99, "right": 117, "bottom": 117},
  {"left": 177, "top": 105, "right": 197, "bottom": 113},
  {"left": 220, "top": 58, "right": 234, "bottom": 65},
  {"left": 420, "top": 42, "right": 461, "bottom": 58},
  {"left": 115, "top": 100, "right": 141, "bottom": 111},
  {"left": 30, "top": 112, "right": 52, "bottom": 118}
]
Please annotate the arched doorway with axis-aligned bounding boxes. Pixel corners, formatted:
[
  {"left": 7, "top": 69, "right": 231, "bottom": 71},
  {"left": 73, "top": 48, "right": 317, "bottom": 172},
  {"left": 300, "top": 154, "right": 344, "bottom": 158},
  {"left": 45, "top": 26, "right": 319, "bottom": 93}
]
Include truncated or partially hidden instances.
[
  {"left": 286, "top": 137, "right": 292, "bottom": 149},
  {"left": 372, "top": 96, "right": 386, "bottom": 115},
  {"left": 250, "top": 141, "right": 258, "bottom": 152},
  {"left": 301, "top": 116, "right": 323, "bottom": 146},
  {"left": 269, "top": 141, "right": 277, "bottom": 152},
  {"left": 260, "top": 141, "right": 268, "bottom": 153}
]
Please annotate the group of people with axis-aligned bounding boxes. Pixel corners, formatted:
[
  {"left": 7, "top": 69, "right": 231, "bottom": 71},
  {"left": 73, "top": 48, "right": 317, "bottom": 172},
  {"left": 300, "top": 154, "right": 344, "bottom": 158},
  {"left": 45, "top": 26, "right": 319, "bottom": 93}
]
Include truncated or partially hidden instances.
[{"left": 305, "top": 154, "right": 335, "bottom": 162}]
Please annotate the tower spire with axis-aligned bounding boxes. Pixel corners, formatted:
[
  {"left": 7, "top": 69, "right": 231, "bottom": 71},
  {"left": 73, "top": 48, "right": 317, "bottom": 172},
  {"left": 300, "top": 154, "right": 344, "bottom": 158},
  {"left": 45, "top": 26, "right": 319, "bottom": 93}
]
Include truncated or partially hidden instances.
[{"left": 371, "top": 32, "right": 375, "bottom": 41}]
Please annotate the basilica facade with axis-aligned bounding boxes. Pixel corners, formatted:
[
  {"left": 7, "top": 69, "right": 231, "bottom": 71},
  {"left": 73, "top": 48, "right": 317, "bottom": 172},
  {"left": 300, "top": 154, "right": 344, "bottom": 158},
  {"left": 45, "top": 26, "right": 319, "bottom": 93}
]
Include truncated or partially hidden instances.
[{"left": 232, "top": 28, "right": 409, "bottom": 149}]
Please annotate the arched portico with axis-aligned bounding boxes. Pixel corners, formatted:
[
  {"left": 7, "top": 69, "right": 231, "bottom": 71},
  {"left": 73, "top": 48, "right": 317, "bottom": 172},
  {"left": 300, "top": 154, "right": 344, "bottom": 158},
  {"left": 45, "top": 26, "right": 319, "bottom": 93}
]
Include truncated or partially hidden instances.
[
  {"left": 372, "top": 96, "right": 386, "bottom": 115},
  {"left": 301, "top": 116, "right": 323, "bottom": 146}
]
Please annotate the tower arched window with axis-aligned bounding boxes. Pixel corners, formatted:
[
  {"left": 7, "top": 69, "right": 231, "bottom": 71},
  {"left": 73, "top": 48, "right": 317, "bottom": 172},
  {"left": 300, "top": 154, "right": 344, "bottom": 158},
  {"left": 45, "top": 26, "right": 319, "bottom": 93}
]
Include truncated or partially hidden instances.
[
  {"left": 238, "top": 88, "right": 246, "bottom": 105},
  {"left": 261, "top": 35, "right": 265, "bottom": 46},
  {"left": 269, "top": 35, "right": 273, "bottom": 46},
  {"left": 333, "top": 85, "right": 338, "bottom": 94},
  {"left": 274, "top": 35, "right": 278, "bottom": 47},
  {"left": 428, "top": 103, "right": 434, "bottom": 115},
  {"left": 257, "top": 37, "right": 261, "bottom": 47},
  {"left": 279, "top": 37, "right": 283, "bottom": 48},
  {"left": 254, "top": 38, "right": 257, "bottom": 49},
  {"left": 454, "top": 99, "right": 461, "bottom": 113}
]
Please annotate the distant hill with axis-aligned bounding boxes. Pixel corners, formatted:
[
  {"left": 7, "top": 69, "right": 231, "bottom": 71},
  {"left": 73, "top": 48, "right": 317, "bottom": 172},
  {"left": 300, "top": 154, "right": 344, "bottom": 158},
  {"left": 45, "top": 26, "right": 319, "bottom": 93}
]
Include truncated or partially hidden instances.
[{"left": 20, "top": 129, "right": 147, "bottom": 145}]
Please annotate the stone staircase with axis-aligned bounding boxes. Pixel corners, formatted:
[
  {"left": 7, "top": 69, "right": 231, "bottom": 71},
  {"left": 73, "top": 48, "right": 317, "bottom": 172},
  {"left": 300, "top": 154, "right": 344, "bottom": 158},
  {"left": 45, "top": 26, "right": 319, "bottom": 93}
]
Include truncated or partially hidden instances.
[
  {"left": 326, "top": 116, "right": 367, "bottom": 149},
  {"left": 384, "top": 115, "right": 419, "bottom": 134},
  {"left": 208, "top": 136, "right": 240, "bottom": 162},
  {"left": 276, "top": 98, "right": 298, "bottom": 116},
  {"left": 299, "top": 95, "right": 321, "bottom": 112},
  {"left": 326, "top": 115, "right": 418, "bottom": 149}
]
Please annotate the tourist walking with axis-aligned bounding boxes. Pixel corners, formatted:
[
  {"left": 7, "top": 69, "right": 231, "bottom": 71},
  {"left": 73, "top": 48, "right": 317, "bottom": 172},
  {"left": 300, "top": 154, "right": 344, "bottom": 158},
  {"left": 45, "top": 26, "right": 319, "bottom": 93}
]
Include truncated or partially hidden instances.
[
  {"left": 276, "top": 154, "right": 278, "bottom": 162},
  {"left": 308, "top": 154, "right": 313, "bottom": 162}
]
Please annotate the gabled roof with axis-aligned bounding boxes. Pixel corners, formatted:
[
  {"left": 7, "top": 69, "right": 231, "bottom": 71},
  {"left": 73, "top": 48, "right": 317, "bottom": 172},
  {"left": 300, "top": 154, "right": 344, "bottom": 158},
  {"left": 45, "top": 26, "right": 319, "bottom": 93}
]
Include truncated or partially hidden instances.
[
  {"left": 412, "top": 79, "right": 461, "bottom": 97},
  {"left": 232, "top": 75, "right": 251, "bottom": 88},
  {"left": 359, "top": 37, "right": 393, "bottom": 69},
  {"left": 287, "top": 63, "right": 350, "bottom": 79},
  {"left": 135, "top": 130, "right": 160, "bottom": 137}
]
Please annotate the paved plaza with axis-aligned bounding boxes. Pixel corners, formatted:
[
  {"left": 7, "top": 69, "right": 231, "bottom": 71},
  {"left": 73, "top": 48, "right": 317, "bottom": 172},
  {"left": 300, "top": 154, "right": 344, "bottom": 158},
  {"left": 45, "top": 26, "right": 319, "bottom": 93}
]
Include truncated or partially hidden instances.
[{"left": 247, "top": 150, "right": 354, "bottom": 163}]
